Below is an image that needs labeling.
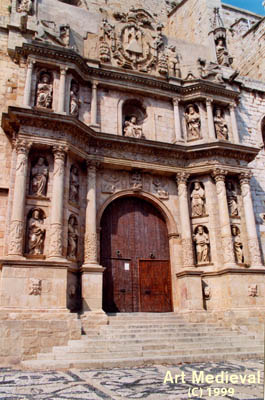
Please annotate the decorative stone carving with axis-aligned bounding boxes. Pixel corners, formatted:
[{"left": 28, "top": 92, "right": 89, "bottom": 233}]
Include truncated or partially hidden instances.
[
  {"left": 35, "top": 20, "right": 70, "bottom": 48},
  {"left": 153, "top": 177, "right": 169, "bottom": 200},
  {"left": 69, "top": 284, "right": 77, "bottom": 298},
  {"left": 231, "top": 225, "right": 244, "bottom": 264},
  {"left": 185, "top": 104, "right": 201, "bottom": 140},
  {"left": 190, "top": 181, "right": 206, "bottom": 217},
  {"left": 214, "top": 107, "right": 229, "bottom": 140},
  {"left": 248, "top": 284, "right": 258, "bottom": 297},
  {"left": 193, "top": 225, "right": 210, "bottom": 264},
  {"left": 215, "top": 38, "right": 233, "bottom": 67},
  {"left": 70, "top": 80, "right": 81, "bottom": 117},
  {"left": 27, "top": 208, "right": 46, "bottom": 255},
  {"left": 49, "top": 223, "right": 63, "bottom": 257},
  {"left": 181, "top": 238, "right": 194, "bottom": 267},
  {"left": 67, "top": 215, "right": 79, "bottom": 260},
  {"left": 29, "top": 278, "right": 42, "bottom": 296},
  {"left": 210, "top": 8, "right": 233, "bottom": 67},
  {"left": 36, "top": 71, "right": 53, "bottom": 109},
  {"left": 130, "top": 171, "right": 143, "bottom": 191},
  {"left": 124, "top": 116, "right": 144, "bottom": 138},
  {"left": 166, "top": 45, "right": 181, "bottom": 78},
  {"left": 9, "top": 220, "right": 24, "bottom": 256},
  {"left": 18, "top": 0, "right": 33, "bottom": 13},
  {"left": 31, "top": 156, "right": 49, "bottom": 197},
  {"left": 98, "top": 8, "right": 167, "bottom": 74},
  {"left": 226, "top": 181, "right": 238, "bottom": 217},
  {"left": 69, "top": 165, "right": 79, "bottom": 204},
  {"left": 101, "top": 172, "right": 120, "bottom": 194},
  {"left": 84, "top": 232, "right": 97, "bottom": 262},
  {"left": 202, "top": 280, "right": 211, "bottom": 300},
  {"left": 197, "top": 58, "right": 224, "bottom": 83},
  {"left": 158, "top": 53, "right": 168, "bottom": 76}
]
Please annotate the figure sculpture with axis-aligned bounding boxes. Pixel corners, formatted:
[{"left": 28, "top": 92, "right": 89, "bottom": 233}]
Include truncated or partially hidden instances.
[
  {"left": 69, "top": 165, "right": 79, "bottom": 203},
  {"left": 226, "top": 181, "right": 238, "bottom": 217},
  {"left": 191, "top": 181, "right": 206, "bottom": 217},
  {"left": 36, "top": 72, "right": 53, "bottom": 109},
  {"left": 214, "top": 107, "right": 229, "bottom": 140},
  {"left": 124, "top": 116, "right": 143, "bottom": 138},
  {"left": 216, "top": 38, "right": 232, "bottom": 67},
  {"left": 28, "top": 209, "right": 45, "bottom": 255},
  {"left": 18, "top": 0, "right": 33, "bottom": 13},
  {"left": 232, "top": 225, "right": 244, "bottom": 264},
  {"left": 193, "top": 225, "right": 210, "bottom": 264},
  {"left": 185, "top": 105, "right": 201, "bottom": 140},
  {"left": 70, "top": 81, "right": 81, "bottom": 117},
  {"left": 67, "top": 216, "right": 79, "bottom": 259},
  {"left": 31, "top": 157, "right": 49, "bottom": 196}
]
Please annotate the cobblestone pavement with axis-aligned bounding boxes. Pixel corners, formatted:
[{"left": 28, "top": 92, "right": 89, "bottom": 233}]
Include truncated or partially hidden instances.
[{"left": 0, "top": 360, "right": 263, "bottom": 399}]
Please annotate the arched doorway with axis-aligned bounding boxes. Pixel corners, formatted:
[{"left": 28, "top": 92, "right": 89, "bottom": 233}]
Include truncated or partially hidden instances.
[{"left": 100, "top": 196, "right": 172, "bottom": 313}]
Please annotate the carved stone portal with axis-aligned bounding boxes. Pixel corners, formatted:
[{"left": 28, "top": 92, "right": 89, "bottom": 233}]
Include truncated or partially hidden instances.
[
  {"left": 31, "top": 156, "right": 49, "bottom": 197},
  {"left": 29, "top": 278, "right": 42, "bottom": 295},
  {"left": 190, "top": 181, "right": 206, "bottom": 217},
  {"left": 193, "top": 225, "right": 210, "bottom": 264},
  {"left": 27, "top": 208, "right": 46, "bottom": 255},
  {"left": 185, "top": 104, "right": 201, "bottom": 141}
]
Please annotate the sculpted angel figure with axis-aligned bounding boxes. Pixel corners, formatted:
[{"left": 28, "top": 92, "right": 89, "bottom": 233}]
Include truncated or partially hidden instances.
[
  {"left": 124, "top": 116, "right": 143, "bottom": 138},
  {"left": 28, "top": 209, "right": 46, "bottom": 255},
  {"left": 31, "top": 157, "right": 49, "bottom": 196},
  {"left": 185, "top": 105, "right": 201, "bottom": 140},
  {"left": 191, "top": 181, "right": 206, "bottom": 217},
  {"left": 214, "top": 107, "right": 229, "bottom": 140},
  {"left": 193, "top": 225, "right": 210, "bottom": 264},
  {"left": 36, "top": 72, "right": 53, "bottom": 109}
]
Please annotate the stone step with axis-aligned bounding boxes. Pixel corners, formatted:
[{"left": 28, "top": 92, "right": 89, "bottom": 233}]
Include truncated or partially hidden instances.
[
  {"left": 23, "top": 350, "right": 264, "bottom": 370},
  {"left": 96, "top": 327, "right": 240, "bottom": 334}
]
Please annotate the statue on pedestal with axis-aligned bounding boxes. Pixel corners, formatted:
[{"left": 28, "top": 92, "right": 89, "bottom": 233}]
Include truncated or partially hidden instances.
[
  {"left": 28, "top": 209, "right": 46, "bottom": 255},
  {"left": 193, "top": 225, "right": 210, "bottom": 264},
  {"left": 185, "top": 105, "right": 201, "bottom": 140},
  {"left": 31, "top": 157, "right": 49, "bottom": 196},
  {"left": 36, "top": 72, "right": 53, "bottom": 109},
  {"left": 191, "top": 181, "right": 206, "bottom": 217}
]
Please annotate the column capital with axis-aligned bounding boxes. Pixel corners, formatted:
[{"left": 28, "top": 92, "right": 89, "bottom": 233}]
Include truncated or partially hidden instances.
[
  {"left": 239, "top": 171, "right": 252, "bottom": 185},
  {"left": 176, "top": 172, "right": 190, "bottom": 185},
  {"left": 211, "top": 168, "right": 228, "bottom": 182},
  {"left": 206, "top": 97, "right": 213, "bottom": 106},
  {"left": 60, "top": 66, "right": 68, "bottom": 74},
  {"left": 86, "top": 159, "right": 101, "bottom": 170},
  {"left": 15, "top": 139, "right": 32, "bottom": 155},
  {"left": 172, "top": 96, "right": 181, "bottom": 106},
  {"left": 92, "top": 80, "right": 99, "bottom": 89},
  {"left": 229, "top": 101, "right": 237, "bottom": 110},
  {"left": 52, "top": 145, "right": 68, "bottom": 160},
  {"left": 27, "top": 59, "right": 35, "bottom": 68}
]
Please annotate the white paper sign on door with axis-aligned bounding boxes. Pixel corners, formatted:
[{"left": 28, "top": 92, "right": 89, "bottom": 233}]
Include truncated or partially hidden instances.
[{"left": 124, "top": 263, "right": 130, "bottom": 271}]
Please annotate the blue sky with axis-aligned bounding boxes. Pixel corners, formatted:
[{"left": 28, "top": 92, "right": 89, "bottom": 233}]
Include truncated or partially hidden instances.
[{"left": 223, "top": 0, "right": 265, "bottom": 15}]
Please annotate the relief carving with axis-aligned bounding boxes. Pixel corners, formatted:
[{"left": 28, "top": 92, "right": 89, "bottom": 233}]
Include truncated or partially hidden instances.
[
  {"left": 248, "top": 284, "right": 258, "bottom": 297},
  {"left": 181, "top": 238, "right": 194, "bottom": 267},
  {"left": 130, "top": 170, "right": 143, "bottom": 191},
  {"left": 67, "top": 215, "right": 79, "bottom": 260},
  {"left": 231, "top": 225, "right": 244, "bottom": 264},
  {"left": 152, "top": 177, "right": 169, "bottom": 200},
  {"left": 214, "top": 107, "right": 229, "bottom": 141},
  {"left": 30, "top": 157, "right": 49, "bottom": 197},
  {"left": 35, "top": 21, "right": 70, "bottom": 48},
  {"left": 69, "top": 165, "right": 80, "bottom": 204},
  {"left": 226, "top": 181, "right": 238, "bottom": 217},
  {"left": 36, "top": 71, "right": 53, "bottom": 109},
  {"left": 70, "top": 80, "right": 81, "bottom": 117},
  {"left": 29, "top": 278, "right": 42, "bottom": 296},
  {"left": 27, "top": 209, "right": 46, "bottom": 255},
  {"left": 9, "top": 220, "right": 24, "bottom": 255},
  {"left": 190, "top": 181, "right": 206, "bottom": 217},
  {"left": 248, "top": 238, "right": 262, "bottom": 266},
  {"left": 193, "top": 225, "right": 210, "bottom": 264},
  {"left": 49, "top": 223, "right": 63, "bottom": 257},
  {"left": 222, "top": 235, "right": 235, "bottom": 264},
  {"left": 84, "top": 232, "right": 97, "bottom": 262},
  {"left": 197, "top": 58, "right": 224, "bottom": 83},
  {"left": 101, "top": 171, "right": 120, "bottom": 194},
  {"left": 184, "top": 104, "right": 201, "bottom": 141},
  {"left": 18, "top": 0, "right": 33, "bottom": 13},
  {"left": 202, "top": 280, "right": 211, "bottom": 300}
]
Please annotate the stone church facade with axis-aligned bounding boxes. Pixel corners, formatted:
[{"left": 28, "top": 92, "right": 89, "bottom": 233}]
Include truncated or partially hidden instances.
[{"left": 0, "top": 0, "right": 265, "bottom": 362}]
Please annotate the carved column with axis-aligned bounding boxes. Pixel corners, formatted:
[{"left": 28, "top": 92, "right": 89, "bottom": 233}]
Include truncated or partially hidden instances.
[
  {"left": 176, "top": 172, "right": 194, "bottom": 267},
  {"left": 230, "top": 102, "right": 240, "bottom": 143},
  {"left": 58, "top": 67, "right": 68, "bottom": 113},
  {"left": 8, "top": 139, "right": 32, "bottom": 256},
  {"left": 48, "top": 145, "right": 67, "bottom": 259},
  {"left": 240, "top": 172, "right": 262, "bottom": 267},
  {"left": 84, "top": 161, "right": 98, "bottom": 265},
  {"left": 172, "top": 97, "right": 183, "bottom": 143},
  {"left": 23, "top": 60, "right": 34, "bottom": 107},
  {"left": 212, "top": 168, "right": 236, "bottom": 266},
  {"left": 206, "top": 98, "right": 216, "bottom": 141},
  {"left": 90, "top": 81, "right": 98, "bottom": 126}
]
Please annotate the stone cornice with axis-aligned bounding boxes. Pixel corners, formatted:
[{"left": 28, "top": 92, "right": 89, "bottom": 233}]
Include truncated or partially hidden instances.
[
  {"left": 15, "top": 42, "right": 239, "bottom": 101},
  {"left": 2, "top": 107, "right": 259, "bottom": 167}
]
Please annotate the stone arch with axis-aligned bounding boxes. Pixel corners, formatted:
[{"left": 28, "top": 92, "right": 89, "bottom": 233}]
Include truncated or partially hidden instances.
[{"left": 97, "top": 189, "right": 178, "bottom": 237}]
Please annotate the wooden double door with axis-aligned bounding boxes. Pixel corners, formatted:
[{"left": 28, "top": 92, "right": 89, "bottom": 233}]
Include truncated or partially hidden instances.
[{"left": 100, "top": 196, "right": 172, "bottom": 313}]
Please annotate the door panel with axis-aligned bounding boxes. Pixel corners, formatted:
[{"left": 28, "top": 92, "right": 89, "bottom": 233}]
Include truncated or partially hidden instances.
[{"left": 100, "top": 196, "right": 172, "bottom": 312}]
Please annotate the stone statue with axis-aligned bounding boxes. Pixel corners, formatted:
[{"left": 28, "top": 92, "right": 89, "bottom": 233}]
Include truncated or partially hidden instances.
[
  {"left": 31, "top": 157, "right": 49, "bottom": 196},
  {"left": 70, "top": 81, "right": 81, "bottom": 117},
  {"left": 124, "top": 116, "right": 143, "bottom": 138},
  {"left": 69, "top": 165, "right": 79, "bottom": 203},
  {"left": 232, "top": 225, "right": 244, "bottom": 264},
  {"left": 191, "top": 181, "right": 206, "bottom": 217},
  {"left": 35, "top": 20, "right": 70, "bottom": 48},
  {"left": 67, "top": 216, "right": 78, "bottom": 259},
  {"left": 36, "top": 72, "right": 53, "bottom": 109},
  {"left": 216, "top": 38, "right": 232, "bottom": 67},
  {"left": 193, "top": 225, "right": 210, "bottom": 264},
  {"left": 18, "top": 0, "right": 33, "bottom": 13},
  {"left": 185, "top": 105, "right": 201, "bottom": 140},
  {"left": 28, "top": 209, "right": 45, "bottom": 255},
  {"left": 167, "top": 45, "right": 181, "bottom": 78},
  {"left": 214, "top": 107, "right": 229, "bottom": 140},
  {"left": 226, "top": 181, "right": 238, "bottom": 217}
]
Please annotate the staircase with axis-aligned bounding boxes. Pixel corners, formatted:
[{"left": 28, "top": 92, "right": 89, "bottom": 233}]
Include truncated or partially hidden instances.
[{"left": 22, "top": 313, "right": 263, "bottom": 370}]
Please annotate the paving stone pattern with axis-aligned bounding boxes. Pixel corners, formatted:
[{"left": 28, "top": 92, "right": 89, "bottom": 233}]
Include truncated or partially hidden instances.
[{"left": 0, "top": 360, "right": 264, "bottom": 399}]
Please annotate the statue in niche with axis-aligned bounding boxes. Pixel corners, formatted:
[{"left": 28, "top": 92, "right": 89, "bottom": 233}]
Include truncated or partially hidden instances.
[
  {"left": 191, "top": 181, "right": 206, "bottom": 217},
  {"left": 193, "top": 225, "right": 210, "bottom": 264},
  {"left": 18, "top": 0, "right": 33, "bottom": 13},
  {"left": 69, "top": 165, "right": 79, "bottom": 203},
  {"left": 70, "top": 81, "right": 81, "bottom": 117},
  {"left": 28, "top": 209, "right": 46, "bottom": 255},
  {"left": 185, "top": 105, "right": 201, "bottom": 140},
  {"left": 214, "top": 107, "right": 229, "bottom": 140},
  {"left": 36, "top": 72, "right": 53, "bottom": 109},
  {"left": 231, "top": 225, "right": 244, "bottom": 264},
  {"left": 124, "top": 116, "right": 143, "bottom": 139},
  {"left": 67, "top": 216, "right": 79, "bottom": 260},
  {"left": 31, "top": 157, "right": 49, "bottom": 197},
  {"left": 215, "top": 38, "right": 232, "bottom": 67},
  {"left": 226, "top": 181, "right": 238, "bottom": 217}
]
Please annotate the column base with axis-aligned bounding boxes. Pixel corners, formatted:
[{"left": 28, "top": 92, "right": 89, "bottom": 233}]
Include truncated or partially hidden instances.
[{"left": 81, "top": 263, "right": 105, "bottom": 312}]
